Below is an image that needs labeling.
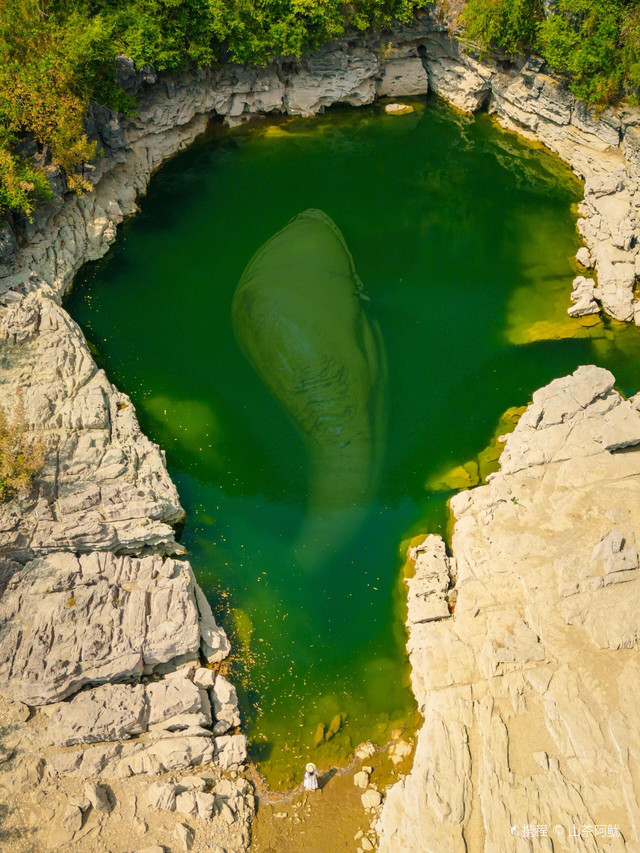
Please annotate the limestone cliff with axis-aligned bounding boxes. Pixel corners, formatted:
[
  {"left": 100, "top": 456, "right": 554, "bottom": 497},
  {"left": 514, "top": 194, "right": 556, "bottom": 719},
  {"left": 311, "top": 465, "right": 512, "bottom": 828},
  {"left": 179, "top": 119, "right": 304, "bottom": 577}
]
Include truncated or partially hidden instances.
[{"left": 377, "top": 366, "right": 640, "bottom": 851}]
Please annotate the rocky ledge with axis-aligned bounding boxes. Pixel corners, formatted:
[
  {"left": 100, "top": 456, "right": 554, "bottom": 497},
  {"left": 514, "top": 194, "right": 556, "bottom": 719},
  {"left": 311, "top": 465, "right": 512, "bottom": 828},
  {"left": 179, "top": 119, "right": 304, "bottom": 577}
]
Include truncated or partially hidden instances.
[
  {"left": 0, "top": 295, "right": 184, "bottom": 560},
  {"left": 377, "top": 365, "right": 640, "bottom": 851},
  {"left": 0, "top": 553, "right": 250, "bottom": 852}
]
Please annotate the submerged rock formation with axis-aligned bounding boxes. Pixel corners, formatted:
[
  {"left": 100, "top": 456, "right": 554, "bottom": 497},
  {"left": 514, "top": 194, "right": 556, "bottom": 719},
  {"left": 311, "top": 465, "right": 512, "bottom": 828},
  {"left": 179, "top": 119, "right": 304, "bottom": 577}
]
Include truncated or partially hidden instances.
[
  {"left": 232, "top": 209, "right": 387, "bottom": 567},
  {"left": 377, "top": 366, "right": 640, "bottom": 850}
]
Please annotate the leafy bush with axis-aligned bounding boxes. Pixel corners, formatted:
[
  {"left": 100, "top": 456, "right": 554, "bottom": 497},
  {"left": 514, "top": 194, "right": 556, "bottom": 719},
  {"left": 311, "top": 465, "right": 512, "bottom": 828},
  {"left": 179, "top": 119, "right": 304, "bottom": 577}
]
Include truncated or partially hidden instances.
[
  {"left": 538, "top": 0, "right": 640, "bottom": 103},
  {"left": 0, "top": 133, "right": 53, "bottom": 218},
  {"left": 462, "top": 0, "right": 640, "bottom": 105},
  {"left": 461, "top": 0, "right": 544, "bottom": 55},
  {"left": 0, "top": 393, "right": 46, "bottom": 502}
]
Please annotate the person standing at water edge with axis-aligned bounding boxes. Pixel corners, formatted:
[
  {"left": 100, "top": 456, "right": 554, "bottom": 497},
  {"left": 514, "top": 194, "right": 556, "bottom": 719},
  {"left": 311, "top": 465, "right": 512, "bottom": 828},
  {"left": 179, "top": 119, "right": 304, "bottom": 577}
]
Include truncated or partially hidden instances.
[{"left": 303, "top": 762, "right": 319, "bottom": 792}]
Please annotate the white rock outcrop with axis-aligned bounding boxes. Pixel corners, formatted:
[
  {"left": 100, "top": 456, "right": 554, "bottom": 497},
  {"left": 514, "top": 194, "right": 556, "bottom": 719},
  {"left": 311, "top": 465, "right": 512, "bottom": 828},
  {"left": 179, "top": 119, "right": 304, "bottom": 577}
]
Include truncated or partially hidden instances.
[
  {"left": 378, "top": 366, "right": 640, "bottom": 851},
  {"left": 210, "top": 675, "right": 241, "bottom": 735},
  {"left": 0, "top": 294, "right": 184, "bottom": 560},
  {"left": 568, "top": 275, "right": 599, "bottom": 317},
  {"left": 0, "top": 552, "right": 222, "bottom": 704}
]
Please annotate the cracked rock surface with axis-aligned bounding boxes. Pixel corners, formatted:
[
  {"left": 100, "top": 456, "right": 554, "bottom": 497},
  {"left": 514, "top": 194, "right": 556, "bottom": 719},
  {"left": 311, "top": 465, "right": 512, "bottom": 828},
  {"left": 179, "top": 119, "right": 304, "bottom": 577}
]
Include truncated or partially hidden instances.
[{"left": 0, "top": 295, "right": 184, "bottom": 561}]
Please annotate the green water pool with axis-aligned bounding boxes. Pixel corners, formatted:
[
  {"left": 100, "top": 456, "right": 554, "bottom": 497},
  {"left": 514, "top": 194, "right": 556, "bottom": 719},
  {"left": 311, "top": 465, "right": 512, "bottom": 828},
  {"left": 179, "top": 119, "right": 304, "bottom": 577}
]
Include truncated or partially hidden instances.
[{"left": 66, "top": 97, "right": 640, "bottom": 787}]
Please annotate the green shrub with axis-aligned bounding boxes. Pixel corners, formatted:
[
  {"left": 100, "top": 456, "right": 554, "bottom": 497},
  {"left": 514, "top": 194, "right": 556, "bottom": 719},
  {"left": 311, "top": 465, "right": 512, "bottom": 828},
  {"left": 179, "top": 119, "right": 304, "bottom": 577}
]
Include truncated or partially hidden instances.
[
  {"left": 462, "top": 0, "right": 640, "bottom": 105},
  {"left": 538, "top": 0, "right": 631, "bottom": 102},
  {"left": 0, "top": 0, "right": 431, "bottom": 221},
  {"left": 0, "top": 393, "right": 46, "bottom": 503},
  {"left": 461, "top": 0, "right": 544, "bottom": 55},
  {"left": 0, "top": 136, "right": 52, "bottom": 217}
]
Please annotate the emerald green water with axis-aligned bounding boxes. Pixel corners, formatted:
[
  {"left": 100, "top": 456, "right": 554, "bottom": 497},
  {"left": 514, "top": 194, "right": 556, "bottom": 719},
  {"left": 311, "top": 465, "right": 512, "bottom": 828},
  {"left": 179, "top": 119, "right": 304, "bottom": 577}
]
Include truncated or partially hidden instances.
[{"left": 66, "top": 98, "right": 640, "bottom": 787}]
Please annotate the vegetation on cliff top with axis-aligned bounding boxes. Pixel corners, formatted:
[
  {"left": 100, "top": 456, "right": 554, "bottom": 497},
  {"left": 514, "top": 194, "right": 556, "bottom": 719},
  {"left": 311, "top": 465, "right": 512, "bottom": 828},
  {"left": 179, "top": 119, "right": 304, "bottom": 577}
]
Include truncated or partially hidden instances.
[
  {"left": 462, "top": 0, "right": 640, "bottom": 105},
  {"left": 1, "top": 0, "right": 639, "bottom": 222},
  {"left": 0, "top": 0, "right": 428, "bottom": 221}
]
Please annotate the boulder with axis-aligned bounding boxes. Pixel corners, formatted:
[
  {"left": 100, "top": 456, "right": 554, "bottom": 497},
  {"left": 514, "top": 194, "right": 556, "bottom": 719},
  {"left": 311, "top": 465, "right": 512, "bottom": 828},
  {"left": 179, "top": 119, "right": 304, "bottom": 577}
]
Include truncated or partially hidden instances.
[
  {"left": 214, "top": 734, "right": 247, "bottom": 769},
  {"left": 61, "top": 803, "right": 84, "bottom": 832},
  {"left": 576, "top": 246, "right": 592, "bottom": 268},
  {"left": 568, "top": 275, "right": 599, "bottom": 317},
  {"left": 7, "top": 700, "right": 30, "bottom": 723},
  {"left": 388, "top": 739, "right": 412, "bottom": 765},
  {"left": 219, "top": 802, "right": 235, "bottom": 825},
  {"left": 354, "top": 742, "right": 376, "bottom": 760},
  {"left": 48, "top": 684, "right": 148, "bottom": 746},
  {"left": 85, "top": 781, "right": 113, "bottom": 814},
  {"left": 354, "top": 771, "right": 370, "bottom": 789},
  {"left": 361, "top": 789, "right": 383, "bottom": 809},
  {"left": 384, "top": 103, "right": 414, "bottom": 115},
  {"left": 193, "top": 667, "right": 216, "bottom": 689},
  {"left": 210, "top": 675, "right": 241, "bottom": 734},
  {"left": 145, "top": 781, "right": 176, "bottom": 812},
  {"left": 195, "top": 791, "right": 216, "bottom": 819},
  {"left": 175, "top": 823, "right": 194, "bottom": 852},
  {"left": 175, "top": 791, "right": 198, "bottom": 816}
]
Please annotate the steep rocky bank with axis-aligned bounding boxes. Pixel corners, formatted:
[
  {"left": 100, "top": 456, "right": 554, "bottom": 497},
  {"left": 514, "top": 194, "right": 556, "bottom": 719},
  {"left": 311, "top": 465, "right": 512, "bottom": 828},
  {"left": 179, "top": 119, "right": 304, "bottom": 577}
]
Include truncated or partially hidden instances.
[
  {"left": 0, "top": 8, "right": 639, "bottom": 852},
  {"left": 377, "top": 366, "right": 640, "bottom": 851}
]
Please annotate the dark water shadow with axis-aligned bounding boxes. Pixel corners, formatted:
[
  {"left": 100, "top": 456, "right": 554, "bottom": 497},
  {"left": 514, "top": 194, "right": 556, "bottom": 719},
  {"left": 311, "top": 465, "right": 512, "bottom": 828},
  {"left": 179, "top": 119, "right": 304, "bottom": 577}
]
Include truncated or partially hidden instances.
[{"left": 250, "top": 738, "right": 275, "bottom": 764}]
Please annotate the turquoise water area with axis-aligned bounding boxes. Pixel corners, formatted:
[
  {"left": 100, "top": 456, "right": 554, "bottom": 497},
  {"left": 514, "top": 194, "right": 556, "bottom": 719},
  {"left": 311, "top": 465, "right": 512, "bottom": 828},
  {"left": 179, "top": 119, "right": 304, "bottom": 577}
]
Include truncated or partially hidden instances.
[{"left": 66, "top": 98, "right": 640, "bottom": 786}]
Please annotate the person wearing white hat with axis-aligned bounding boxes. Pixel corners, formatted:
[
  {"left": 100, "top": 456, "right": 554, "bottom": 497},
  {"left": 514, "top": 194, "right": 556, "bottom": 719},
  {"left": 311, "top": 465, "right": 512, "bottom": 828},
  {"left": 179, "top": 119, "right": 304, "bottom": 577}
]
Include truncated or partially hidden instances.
[{"left": 303, "top": 762, "right": 319, "bottom": 793}]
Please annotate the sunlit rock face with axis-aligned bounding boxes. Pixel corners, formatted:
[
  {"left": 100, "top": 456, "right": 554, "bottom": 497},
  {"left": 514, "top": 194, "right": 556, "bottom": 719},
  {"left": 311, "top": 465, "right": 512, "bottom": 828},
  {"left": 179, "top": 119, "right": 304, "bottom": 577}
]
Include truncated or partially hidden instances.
[{"left": 232, "top": 209, "right": 387, "bottom": 567}]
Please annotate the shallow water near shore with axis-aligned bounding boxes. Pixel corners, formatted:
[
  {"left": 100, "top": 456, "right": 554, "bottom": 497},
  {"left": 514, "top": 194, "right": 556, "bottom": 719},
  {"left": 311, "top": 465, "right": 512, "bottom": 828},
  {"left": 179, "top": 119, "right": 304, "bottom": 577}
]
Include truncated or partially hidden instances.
[{"left": 66, "top": 96, "right": 640, "bottom": 788}]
